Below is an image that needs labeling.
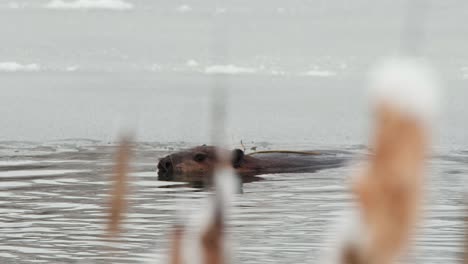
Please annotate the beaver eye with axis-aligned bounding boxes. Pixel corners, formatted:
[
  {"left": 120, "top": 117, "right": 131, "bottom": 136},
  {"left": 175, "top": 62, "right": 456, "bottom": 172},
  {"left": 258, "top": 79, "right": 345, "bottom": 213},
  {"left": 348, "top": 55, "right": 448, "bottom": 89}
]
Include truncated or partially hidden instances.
[{"left": 194, "top": 153, "right": 207, "bottom": 162}]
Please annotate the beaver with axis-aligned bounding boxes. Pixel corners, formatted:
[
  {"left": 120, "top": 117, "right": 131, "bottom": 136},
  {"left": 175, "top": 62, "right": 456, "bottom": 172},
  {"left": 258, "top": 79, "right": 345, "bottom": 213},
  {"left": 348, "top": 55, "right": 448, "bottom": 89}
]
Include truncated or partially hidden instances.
[{"left": 157, "top": 145, "right": 351, "bottom": 184}]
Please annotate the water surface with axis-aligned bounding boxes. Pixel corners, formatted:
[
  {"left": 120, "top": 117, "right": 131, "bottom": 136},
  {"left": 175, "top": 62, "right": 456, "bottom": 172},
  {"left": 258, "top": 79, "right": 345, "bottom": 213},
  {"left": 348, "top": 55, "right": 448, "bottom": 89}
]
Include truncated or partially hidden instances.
[{"left": 0, "top": 141, "right": 465, "bottom": 263}]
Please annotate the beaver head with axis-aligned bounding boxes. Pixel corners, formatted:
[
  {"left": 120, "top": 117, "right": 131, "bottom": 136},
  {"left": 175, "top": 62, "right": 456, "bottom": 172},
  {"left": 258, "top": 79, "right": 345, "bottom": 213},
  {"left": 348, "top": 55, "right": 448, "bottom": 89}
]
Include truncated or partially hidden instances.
[{"left": 157, "top": 145, "right": 245, "bottom": 182}]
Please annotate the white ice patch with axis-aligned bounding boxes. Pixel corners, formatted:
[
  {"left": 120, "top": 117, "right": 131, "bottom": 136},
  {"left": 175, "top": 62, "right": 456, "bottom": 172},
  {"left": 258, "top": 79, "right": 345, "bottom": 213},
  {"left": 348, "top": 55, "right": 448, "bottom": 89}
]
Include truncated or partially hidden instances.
[
  {"left": 44, "top": 0, "right": 133, "bottom": 10},
  {"left": 186, "top": 59, "right": 199, "bottom": 67},
  {"left": 65, "top": 65, "right": 79, "bottom": 72},
  {"left": 214, "top": 7, "right": 227, "bottom": 14},
  {"left": 271, "top": 69, "right": 286, "bottom": 76},
  {"left": 149, "top": 64, "right": 162, "bottom": 72},
  {"left": 176, "top": 4, "right": 192, "bottom": 13},
  {"left": 460, "top": 66, "right": 468, "bottom": 79},
  {"left": 368, "top": 57, "right": 440, "bottom": 121},
  {"left": 302, "top": 69, "right": 336, "bottom": 77},
  {"left": 204, "top": 64, "right": 257, "bottom": 75},
  {"left": 276, "top": 7, "right": 286, "bottom": 14},
  {"left": 0, "top": 62, "right": 40, "bottom": 72}
]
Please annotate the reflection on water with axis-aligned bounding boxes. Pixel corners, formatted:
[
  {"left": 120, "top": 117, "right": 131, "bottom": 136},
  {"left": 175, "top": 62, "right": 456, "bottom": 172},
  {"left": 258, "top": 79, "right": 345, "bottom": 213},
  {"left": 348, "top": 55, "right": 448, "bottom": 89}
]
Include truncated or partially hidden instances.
[{"left": 0, "top": 141, "right": 465, "bottom": 263}]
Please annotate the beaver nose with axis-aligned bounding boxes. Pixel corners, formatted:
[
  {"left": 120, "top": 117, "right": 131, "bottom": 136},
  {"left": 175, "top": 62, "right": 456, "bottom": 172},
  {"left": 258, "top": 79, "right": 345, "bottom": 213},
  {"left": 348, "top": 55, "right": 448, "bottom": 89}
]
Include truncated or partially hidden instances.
[
  {"left": 158, "top": 157, "right": 174, "bottom": 180},
  {"left": 158, "top": 157, "right": 173, "bottom": 172}
]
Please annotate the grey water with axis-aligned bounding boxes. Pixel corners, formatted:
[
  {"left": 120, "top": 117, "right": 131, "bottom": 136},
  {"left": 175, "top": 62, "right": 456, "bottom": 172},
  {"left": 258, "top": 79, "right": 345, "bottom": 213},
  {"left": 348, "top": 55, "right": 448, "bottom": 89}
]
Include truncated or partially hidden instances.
[
  {"left": 0, "top": 0, "right": 468, "bottom": 263},
  {"left": 0, "top": 142, "right": 466, "bottom": 263}
]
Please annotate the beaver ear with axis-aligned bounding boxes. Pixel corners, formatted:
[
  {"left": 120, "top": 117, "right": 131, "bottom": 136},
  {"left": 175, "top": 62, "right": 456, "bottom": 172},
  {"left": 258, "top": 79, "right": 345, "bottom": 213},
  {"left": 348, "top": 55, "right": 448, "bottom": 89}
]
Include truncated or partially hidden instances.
[{"left": 231, "top": 149, "right": 244, "bottom": 168}]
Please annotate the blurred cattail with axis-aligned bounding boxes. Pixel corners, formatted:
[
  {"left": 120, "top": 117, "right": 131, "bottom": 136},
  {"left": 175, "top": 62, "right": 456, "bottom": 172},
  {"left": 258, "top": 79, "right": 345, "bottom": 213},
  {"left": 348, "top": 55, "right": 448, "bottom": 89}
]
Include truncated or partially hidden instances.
[
  {"left": 335, "top": 57, "right": 439, "bottom": 264},
  {"left": 106, "top": 136, "right": 132, "bottom": 238},
  {"left": 170, "top": 226, "right": 184, "bottom": 264},
  {"left": 168, "top": 154, "right": 238, "bottom": 264}
]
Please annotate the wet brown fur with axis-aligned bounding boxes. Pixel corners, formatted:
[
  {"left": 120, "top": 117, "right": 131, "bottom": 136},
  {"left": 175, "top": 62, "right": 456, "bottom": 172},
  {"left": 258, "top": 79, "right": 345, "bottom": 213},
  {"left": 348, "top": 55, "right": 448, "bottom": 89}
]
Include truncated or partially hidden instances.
[{"left": 157, "top": 146, "right": 348, "bottom": 183}]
